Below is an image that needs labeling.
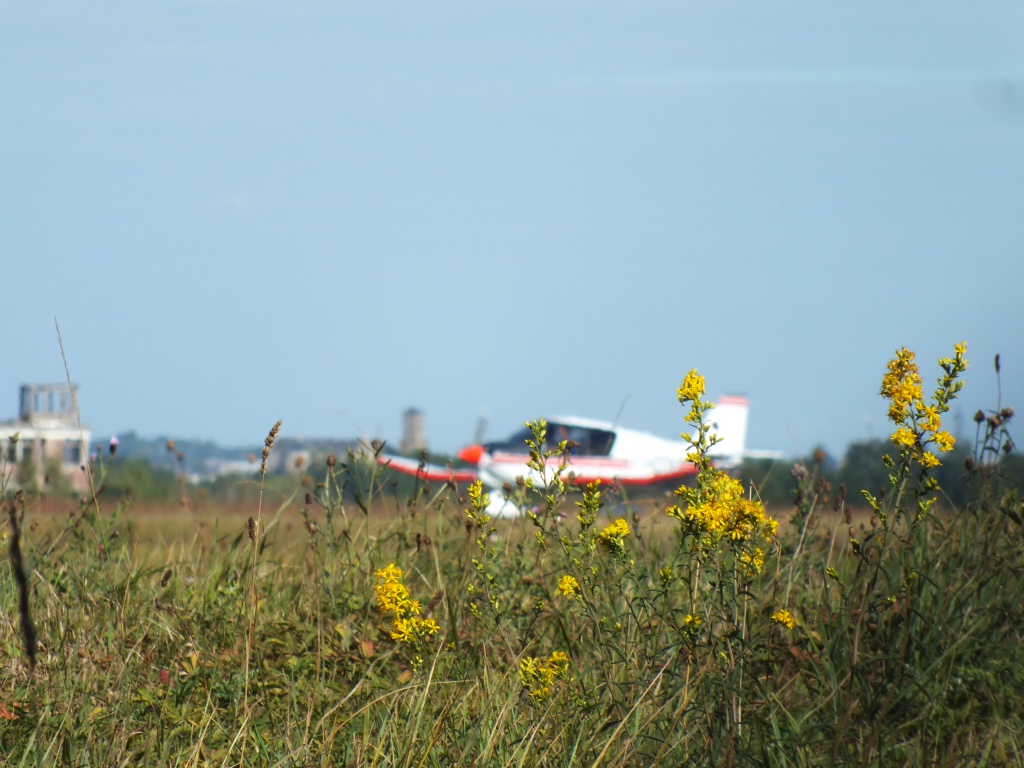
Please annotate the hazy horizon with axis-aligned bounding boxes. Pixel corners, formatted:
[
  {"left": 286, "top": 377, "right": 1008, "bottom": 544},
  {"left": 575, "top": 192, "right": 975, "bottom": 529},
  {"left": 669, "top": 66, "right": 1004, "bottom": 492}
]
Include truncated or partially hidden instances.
[{"left": 3, "top": 1, "right": 1022, "bottom": 460}]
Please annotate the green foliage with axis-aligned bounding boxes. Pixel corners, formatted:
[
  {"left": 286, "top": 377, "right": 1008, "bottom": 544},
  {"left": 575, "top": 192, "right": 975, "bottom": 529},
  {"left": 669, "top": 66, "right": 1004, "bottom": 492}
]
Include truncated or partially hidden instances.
[
  {"left": 102, "top": 456, "right": 180, "bottom": 502},
  {"left": 738, "top": 457, "right": 790, "bottom": 508},
  {"left": 1, "top": 348, "right": 1022, "bottom": 766},
  {"left": 41, "top": 458, "right": 75, "bottom": 498},
  {"left": 16, "top": 453, "right": 39, "bottom": 496}
]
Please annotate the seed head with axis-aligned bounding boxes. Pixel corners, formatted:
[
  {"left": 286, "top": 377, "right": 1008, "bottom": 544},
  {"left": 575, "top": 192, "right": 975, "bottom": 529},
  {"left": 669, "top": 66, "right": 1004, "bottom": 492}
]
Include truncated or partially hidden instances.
[
  {"left": 260, "top": 420, "right": 283, "bottom": 475},
  {"left": 247, "top": 517, "right": 257, "bottom": 543},
  {"left": 427, "top": 590, "right": 444, "bottom": 613}
]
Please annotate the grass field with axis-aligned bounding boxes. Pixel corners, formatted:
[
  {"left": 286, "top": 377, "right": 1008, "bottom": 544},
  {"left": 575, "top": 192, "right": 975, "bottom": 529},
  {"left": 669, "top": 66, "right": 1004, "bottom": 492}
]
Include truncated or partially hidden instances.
[{"left": 2, "top": 349, "right": 1023, "bottom": 767}]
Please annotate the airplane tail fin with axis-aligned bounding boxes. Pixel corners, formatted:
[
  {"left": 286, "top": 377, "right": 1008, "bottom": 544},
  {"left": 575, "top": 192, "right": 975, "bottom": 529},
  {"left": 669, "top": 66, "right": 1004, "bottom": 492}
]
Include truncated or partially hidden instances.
[{"left": 706, "top": 394, "right": 749, "bottom": 468}]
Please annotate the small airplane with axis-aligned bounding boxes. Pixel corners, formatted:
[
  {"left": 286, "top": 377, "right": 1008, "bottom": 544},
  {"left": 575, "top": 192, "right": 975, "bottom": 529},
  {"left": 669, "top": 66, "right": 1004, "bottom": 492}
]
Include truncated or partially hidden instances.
[{"left": 377, "top": 395, "right": 761, "bottom": 518}]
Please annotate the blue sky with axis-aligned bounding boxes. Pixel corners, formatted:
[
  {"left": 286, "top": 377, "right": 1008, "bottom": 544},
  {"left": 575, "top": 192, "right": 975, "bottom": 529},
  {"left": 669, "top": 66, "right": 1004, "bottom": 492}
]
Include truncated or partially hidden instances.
[{"left": 3, "top": 1, "right": 1022, "bottom": 458}]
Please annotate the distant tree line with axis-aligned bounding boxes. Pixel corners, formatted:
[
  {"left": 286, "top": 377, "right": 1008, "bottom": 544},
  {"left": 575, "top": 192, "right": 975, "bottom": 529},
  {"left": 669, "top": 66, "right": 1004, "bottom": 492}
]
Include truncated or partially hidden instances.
[
  {"left": 10, "top": 438, "right": 1023, "bottom": 514},
  {"left": 738, "top": 438, "right": 1024, "bottom": 513}
]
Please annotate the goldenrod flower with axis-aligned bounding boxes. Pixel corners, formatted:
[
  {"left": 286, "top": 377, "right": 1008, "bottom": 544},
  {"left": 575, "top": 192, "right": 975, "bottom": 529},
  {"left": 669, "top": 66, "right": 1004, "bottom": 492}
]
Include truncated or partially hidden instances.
[
  {"left": 920, "top": 405, "right": 941, "bottom": 433},
  {"left": 676, "top": 369, "right": 706, "bottom": 404},
  {"left": 390, "top": 616, "right": 439, "bottom": 643},
  {"left": 932, "top": 431, "right": 955, "bottom": 452},
  {"left": 880, "top": 343, "right": 967, "bottom": 476},
  {"left": 548, "top": 650, "right": 570, "bottom": 674},
  {"left": 771, "top": 609, "right": 796, "bottom": 629},
  {"left": 597, "top": 519, "right": 630, "bottom": 556},
  {"left": 891, "top": 426, "right": 917, "bottom": 449},
  {"left": 421, "top": 617, "right": 440, "bottom": 634},
  {"left": 739, "top": 547, "right": 765, "bottom": 577},
  {"left": 391, "top": 617, "right": 414, "bottom": 643},
  {"left": 556, "top": 574, "right": 581, "bottom": 597},
  {"left": 674, "top": 474, "right": 776, "bottom": 545},
  {"left": 467, "top": 479, "right": 489, "bottom": 509},
  {"left": 375, "top": 567, "right": 416, "bottom": 618},
  {"left": 375, "top": 563, "right": 404, "bottom": 584},
  {"left": 519, "top": 651, "right": 571, "bottom": 703},
  {"left": 880, "top": 348, "right": 923, "bottom": 424},
  {"left": 599, "top": 518, "right": 629, "bottom": 540},
  {"left": 374, "top": 563, "right": 440, "bottom": 645}
]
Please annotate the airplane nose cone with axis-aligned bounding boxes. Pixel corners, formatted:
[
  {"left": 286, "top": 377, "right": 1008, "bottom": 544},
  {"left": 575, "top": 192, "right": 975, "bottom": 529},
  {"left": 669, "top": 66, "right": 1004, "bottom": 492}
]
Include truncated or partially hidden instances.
[{"left": 458, "top": 445, "right": 485, "bottom": 465}]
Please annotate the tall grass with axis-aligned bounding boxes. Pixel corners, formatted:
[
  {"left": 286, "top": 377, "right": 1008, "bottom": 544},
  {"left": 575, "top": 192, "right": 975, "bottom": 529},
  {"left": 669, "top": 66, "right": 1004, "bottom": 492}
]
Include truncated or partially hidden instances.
[{"left": 1, "top": 346, "right": 1022, "bottom": 767}]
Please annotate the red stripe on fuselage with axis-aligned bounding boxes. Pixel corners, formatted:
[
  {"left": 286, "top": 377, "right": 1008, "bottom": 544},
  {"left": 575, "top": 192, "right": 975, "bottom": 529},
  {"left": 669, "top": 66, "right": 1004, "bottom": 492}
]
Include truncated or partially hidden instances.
[
  {"left": 486, "top": 452, "right": 698, "bottom": 485},
  {"left": 569, "top": 466, "right": 699, "bottom": 486},
  {"left": 490, "top": 452, "right": 630, "bottom": 467}
]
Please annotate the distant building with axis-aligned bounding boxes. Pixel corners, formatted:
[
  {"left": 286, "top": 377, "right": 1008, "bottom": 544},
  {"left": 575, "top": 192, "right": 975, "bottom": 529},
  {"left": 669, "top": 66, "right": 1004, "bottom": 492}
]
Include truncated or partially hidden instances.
[
  {"left": 1, "top": 384, "right": 91, "bottom": 493},
  {"left": 255, "top": 437, "right": 369, "bottom": 476},
  {"left": 399, "top": 408, "right": 427, "bottom": 455}
]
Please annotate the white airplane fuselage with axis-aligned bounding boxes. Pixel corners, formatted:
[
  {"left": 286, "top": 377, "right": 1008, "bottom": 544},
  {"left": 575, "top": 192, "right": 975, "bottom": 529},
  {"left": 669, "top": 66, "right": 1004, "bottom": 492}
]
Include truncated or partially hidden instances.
[
  {"left": 465, "top": 416, "right": 699, "bottom": 491},
  {"left": 377, "top": 396, "right": 752, "bottom": 518}
]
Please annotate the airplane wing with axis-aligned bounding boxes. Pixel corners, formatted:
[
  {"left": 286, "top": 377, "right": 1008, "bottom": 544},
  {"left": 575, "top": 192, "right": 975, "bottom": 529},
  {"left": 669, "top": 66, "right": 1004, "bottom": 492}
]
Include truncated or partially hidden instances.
[{"left": 376, "top": 454, "right": 479, "bottom": 484}]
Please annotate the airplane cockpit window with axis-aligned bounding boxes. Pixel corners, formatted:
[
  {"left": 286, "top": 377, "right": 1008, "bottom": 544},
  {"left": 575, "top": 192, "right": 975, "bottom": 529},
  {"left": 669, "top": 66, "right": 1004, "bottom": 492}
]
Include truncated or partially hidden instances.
[
  {"left": 483, "top": 424, "right": 615, "bottom": 457},
  {"left": 588, "top": 428, "right": 615, "bottom": 457},
  {"left": 483, "top": 426, "right": 534, "bottom": 455},
  {"left": 545, "top": 423, "right": 615, "bottom": 457}
]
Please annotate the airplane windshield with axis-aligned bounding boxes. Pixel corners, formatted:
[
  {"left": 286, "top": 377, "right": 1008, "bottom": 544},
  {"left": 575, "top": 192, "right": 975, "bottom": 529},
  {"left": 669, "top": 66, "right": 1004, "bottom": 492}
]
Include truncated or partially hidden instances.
[
  {"left": 546, "top": 423, "right": 615, "bottom": 457},
  {"left": 486, "top": 423, "right": 615, "bottom": 457}
]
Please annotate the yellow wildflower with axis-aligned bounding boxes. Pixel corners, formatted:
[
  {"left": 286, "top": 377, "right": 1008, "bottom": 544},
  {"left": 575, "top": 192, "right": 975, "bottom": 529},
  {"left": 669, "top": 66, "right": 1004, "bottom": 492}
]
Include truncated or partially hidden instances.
[
  {"left": 391, "top": 617, "right": 414, "bottom": 643},
  {"left": 683, "top": 613, "right": 703, "bottom": 627},
  {"left": 932, "top": 431, "right": 955, "bottom": 452},
  {"left": 890, "top": 426, "right": 917, "bottom": 449},
  {"left": 919, "top": 452, "right": 940, "bottom": 468},
  {"left": 548, "top": 650, "right": 570, "bottom": 674},
  {"left": 375, "top": 575, "right": 415, "bottom": 618},
  {"left": 677, "top": 474, "right": 776, "bottom": 548},
  {"left": 739, "top": 547, "right": 765, "bottom": 576},
  {"left": 556, "top": 574, "right": 581, "bottom": 597},
  {"left": 920, "top": 405, "right": 941, "bottom": 433},
  {"left": 375, "top": 563, "right": 404, "bottom": 584},
  {"left": 676, "top": 369, "right": 706, "bottom": 403},
  {"left": 420, "top": 617, "right": 440, "bottom": 635},
  {"left": 880, "top": 348, "right": 923, "bottom": 424},
  {"left": 374, "top": 563, "right": 440, "bottom": 645},
  {"left": 390, "top": 616, "right": 439, "bottom": 643},
  {"left": 771, "top": 609, "right": 796, "bottom": 629},
  {"left": 597, "top": 519, "right": 630, "bottom": 556},
  {"left": 519, "top": 651, "right": 571, "bottom": 703}
]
